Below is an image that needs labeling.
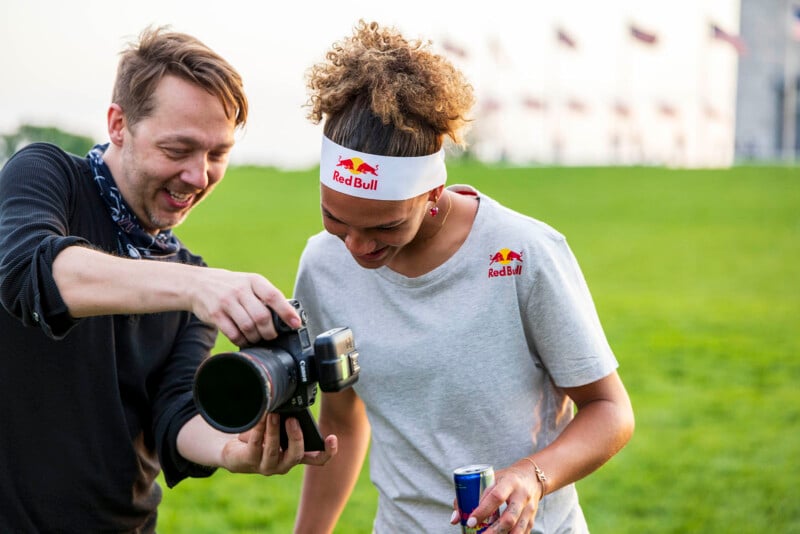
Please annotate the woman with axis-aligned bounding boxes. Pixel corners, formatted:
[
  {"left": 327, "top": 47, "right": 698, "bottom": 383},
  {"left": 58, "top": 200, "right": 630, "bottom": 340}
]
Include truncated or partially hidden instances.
[{"left": 292, "top": 20, "right": 634, "bottom": 534}]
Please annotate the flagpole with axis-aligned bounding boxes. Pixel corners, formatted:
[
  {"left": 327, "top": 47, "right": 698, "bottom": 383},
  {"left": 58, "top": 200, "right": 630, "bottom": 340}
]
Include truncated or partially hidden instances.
[
  {"left": 699, "top": 14, "right": 709, "bottom": 167},
  {"left": 615, "top": 22, "right": 629, "bottom": 165},
  {"left": 551, "top": 26, "right": 562, "bottom": 165},
  {"left": 783, "top": 0, "right": 797, "bottom": 161},
  {"left": 547, "top": 28, "right": 555, "bottom": 165}
]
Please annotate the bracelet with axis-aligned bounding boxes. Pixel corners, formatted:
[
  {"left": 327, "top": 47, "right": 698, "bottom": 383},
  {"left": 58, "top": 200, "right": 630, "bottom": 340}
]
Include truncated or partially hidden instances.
[{"left": 524, "top": 457, "right": 548, "bottom": 500}]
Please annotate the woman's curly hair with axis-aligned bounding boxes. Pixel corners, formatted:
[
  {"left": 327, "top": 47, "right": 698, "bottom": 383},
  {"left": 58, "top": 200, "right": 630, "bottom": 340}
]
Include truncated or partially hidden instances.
[{"left": 305, "top": 20, "right": 474, "bottom": 157}]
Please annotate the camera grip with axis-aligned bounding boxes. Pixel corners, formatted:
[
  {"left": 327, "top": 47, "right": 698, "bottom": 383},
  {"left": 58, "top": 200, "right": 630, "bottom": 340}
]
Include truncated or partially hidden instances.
[{"left": 279, "top": 409, "right": 325, "bottom": 451}]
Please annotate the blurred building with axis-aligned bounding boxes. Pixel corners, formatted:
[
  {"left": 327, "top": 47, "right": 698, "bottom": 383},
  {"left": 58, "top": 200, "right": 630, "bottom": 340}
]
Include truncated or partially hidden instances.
[
  {"left": 439, "top": 3, "right": 744, "bottom": 169},
  {"left": 735, "top": 0, "right": 800, "bottom": 162}
]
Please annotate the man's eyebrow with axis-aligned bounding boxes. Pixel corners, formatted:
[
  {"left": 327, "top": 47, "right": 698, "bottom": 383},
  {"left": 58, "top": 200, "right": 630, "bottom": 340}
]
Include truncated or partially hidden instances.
[{"left": 158, "top": 135, "right": 234, "bottom": 150}]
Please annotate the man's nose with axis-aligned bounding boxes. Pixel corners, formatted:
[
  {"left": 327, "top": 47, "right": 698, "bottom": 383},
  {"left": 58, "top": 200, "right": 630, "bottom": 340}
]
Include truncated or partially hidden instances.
[{"left": 181, "top": 154, "right": 210, "bottom": 190}]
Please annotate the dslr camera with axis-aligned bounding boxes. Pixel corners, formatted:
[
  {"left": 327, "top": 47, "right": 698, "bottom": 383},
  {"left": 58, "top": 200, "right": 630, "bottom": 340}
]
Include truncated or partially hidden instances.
[{"left": 193, "top": 299, "right": 360, "bottom": 451}]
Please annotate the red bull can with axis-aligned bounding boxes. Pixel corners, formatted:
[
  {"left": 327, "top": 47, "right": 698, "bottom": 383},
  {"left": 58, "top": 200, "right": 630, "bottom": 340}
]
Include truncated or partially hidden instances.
[{"left": 453, "top": 464, "right": 499, "bottom": 533}]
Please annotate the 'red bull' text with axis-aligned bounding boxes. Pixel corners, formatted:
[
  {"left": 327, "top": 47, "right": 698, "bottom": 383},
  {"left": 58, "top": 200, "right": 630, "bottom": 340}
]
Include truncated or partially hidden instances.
[
  {"left": 331, "top": 170, "right": 378, "bottom": 191},
  {"left": 488, "top": 264, "right": 523, "bottom": 277}
]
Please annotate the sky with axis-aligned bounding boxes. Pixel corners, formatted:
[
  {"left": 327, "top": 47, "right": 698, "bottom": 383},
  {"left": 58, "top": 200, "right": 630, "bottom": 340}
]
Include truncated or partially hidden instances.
[{"left": 0, "top": 0, "right": 741, "bottom": 168}]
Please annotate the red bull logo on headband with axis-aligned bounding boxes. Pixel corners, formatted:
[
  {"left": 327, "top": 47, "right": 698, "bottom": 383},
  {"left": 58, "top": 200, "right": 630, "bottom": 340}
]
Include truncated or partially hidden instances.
[
  {"left": 488, "top": 248, "right": 523, "bottom": 278},
  {"left": 320, "top": 136, "right": 446, "bottom": 200},
  {"left": 331, "top": 155, "right": 380, "bottom": 192},
  {"left": 336, "top": 156, "right": 379, "bottom": 176}
]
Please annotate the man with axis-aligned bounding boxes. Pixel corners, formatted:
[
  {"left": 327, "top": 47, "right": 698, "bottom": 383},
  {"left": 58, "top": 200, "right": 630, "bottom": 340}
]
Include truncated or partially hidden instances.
[{"left": 0, "top": 27, "right": 336, "bottom": 532}]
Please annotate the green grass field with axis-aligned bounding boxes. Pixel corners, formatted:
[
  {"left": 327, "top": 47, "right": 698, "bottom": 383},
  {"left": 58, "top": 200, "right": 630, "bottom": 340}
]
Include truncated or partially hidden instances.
[{"left": 157, "top": 162, "right": 800, "bottom": 533}]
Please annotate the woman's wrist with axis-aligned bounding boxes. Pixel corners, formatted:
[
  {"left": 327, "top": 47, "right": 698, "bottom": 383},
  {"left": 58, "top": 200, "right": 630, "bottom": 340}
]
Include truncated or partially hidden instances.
[{"left": 523, "top": 457, "right": 548, "bottom": 500}]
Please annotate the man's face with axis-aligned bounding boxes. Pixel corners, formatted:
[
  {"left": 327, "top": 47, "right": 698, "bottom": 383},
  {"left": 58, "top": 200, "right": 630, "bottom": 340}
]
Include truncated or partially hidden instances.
[{"left": 115, "top": 75, "right": 237, "bottom": 233}]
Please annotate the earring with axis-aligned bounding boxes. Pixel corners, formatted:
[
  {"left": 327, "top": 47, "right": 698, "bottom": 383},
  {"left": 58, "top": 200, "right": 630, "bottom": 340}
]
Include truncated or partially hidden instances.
[{"left": 430, "top": 205, "right": 439, "bottom": 217}]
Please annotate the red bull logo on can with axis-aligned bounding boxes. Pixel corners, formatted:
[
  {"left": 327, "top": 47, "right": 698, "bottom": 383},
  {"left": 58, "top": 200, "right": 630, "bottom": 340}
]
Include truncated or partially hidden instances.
[
  {"left": 488, "top": 247, "right": 523, "bottom": 278},
  {"left": 331, "top": 155, "right": 380, "bottom": 192}
]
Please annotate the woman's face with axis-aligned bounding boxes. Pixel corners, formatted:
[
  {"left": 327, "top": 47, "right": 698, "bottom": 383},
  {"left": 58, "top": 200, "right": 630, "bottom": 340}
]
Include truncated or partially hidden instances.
[{"left": 320, "top": 185, "right": 430, "bottom": 269}]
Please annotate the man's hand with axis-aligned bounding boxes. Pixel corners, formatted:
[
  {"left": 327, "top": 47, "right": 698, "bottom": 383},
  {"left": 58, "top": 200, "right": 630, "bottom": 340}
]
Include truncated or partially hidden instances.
[
  {"left": 224, "top": 413, "right": 338, "bottom": 475},
  {"left": 177, "top": 414, "right": 338, "bottom": 475},
  {"left": 187, "top": 267, "right": 302, "bottom": 347}
]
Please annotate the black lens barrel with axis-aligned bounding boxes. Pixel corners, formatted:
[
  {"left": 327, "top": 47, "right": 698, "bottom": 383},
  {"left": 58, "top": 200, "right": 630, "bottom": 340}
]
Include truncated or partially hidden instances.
[{"left": 193, "top": 347, "right": 296, "bottom": 433}]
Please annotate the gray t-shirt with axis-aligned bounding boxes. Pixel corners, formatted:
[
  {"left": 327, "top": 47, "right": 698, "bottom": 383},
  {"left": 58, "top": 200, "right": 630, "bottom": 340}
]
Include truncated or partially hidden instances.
[{"left": 294, "top": 185, "right": 618, "bottom": 533}]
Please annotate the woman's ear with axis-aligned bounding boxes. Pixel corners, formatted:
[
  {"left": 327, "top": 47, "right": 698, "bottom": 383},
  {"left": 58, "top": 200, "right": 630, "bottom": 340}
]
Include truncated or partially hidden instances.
[{"left": 427, "top": 185, "right": 445, "bottom": 204}]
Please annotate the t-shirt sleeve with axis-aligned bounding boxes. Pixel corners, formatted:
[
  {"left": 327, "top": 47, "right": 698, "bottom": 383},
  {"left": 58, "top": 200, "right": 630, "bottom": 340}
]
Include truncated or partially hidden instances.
[
  {"left": 524, "top": 234, "right": 618, "bottom": 388},
  {"left": 292, "top": 234, "right": 332, "bottom": 340}
]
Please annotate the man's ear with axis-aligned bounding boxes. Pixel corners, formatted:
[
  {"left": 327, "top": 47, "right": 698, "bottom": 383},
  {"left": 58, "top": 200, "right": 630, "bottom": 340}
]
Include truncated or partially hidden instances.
[{"left": 106, "top": 103, "right": 126, "bottom": 147}]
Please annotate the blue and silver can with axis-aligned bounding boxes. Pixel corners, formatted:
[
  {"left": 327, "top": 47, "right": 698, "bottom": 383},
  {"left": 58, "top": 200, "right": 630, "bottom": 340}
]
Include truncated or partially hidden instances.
[{"left": 453, "top": 464, "right": 499, "bottom": 533}]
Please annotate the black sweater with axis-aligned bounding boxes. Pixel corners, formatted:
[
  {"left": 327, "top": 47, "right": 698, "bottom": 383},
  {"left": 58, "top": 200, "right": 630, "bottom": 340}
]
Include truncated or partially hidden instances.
[{"left": 0, "top": 143, "right": 217, "bottom": 533}]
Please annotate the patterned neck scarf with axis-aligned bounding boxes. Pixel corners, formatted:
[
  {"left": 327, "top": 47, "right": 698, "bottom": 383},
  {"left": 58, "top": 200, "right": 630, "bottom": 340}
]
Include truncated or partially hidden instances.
[{"left": 87, "top": 143, "right": 180, "bottom": 259}]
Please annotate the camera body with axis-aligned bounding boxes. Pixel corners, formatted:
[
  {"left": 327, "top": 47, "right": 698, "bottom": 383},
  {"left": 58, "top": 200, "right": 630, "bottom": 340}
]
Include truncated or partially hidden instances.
[{"left": 193, "top": 299, "right": 360, "bottom": 450}]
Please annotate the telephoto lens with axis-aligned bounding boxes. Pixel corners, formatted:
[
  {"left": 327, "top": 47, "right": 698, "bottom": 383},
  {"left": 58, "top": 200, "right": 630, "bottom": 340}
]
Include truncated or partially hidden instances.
[{"left": 193, "top": 346, "right": 296, "bottom": 433}]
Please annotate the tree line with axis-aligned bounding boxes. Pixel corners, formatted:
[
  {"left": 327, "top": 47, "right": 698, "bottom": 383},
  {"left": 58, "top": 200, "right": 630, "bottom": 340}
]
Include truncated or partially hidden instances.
[{"left": 1, "top": 124, "right": 94, "bottom": 163}]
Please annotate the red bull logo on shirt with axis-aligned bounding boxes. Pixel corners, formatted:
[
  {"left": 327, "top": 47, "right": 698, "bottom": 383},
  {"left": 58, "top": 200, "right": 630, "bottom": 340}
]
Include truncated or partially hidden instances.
[
  {"left": 331, "top": 155, "right": 380, "bottom": 192},
  {"left": 488, "top": 248, "right": 523, "bottom": 278}
]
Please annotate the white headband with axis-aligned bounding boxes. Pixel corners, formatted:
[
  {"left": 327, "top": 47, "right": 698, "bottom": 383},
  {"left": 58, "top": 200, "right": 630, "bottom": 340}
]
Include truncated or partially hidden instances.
[{"left": 319, "top": 136, "right": 447, "bottom": 200}]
